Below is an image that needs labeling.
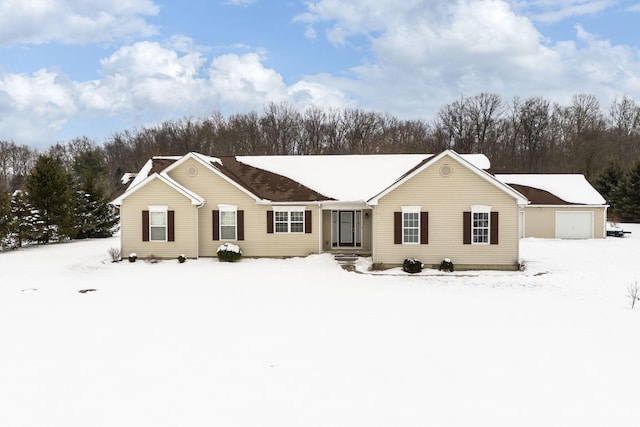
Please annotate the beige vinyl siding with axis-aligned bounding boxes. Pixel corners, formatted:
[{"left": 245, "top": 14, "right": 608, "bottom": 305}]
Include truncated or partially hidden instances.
[
  {"left": 373, "top": 156, "right": 520, "bottom": 270},
  {"left": 167, "top": 158, "right": 320, "bottom": 257},
  {"left": 119, "top": 179, "right": 198, "bottom": 259},
  {"left": 522, "top": 206, "right": 606, "bottom": 239}
]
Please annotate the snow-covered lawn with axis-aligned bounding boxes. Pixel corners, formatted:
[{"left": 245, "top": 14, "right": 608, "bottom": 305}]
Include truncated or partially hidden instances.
[{"left": 2, "top": 227, "right": 640, "bottom": 426}]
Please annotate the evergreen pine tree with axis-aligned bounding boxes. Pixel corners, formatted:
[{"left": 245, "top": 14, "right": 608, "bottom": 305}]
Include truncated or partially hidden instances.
[
  {"left": 594, "top": 161, "right": 625, "bottom": 220},
  {"left": 0, "top": 191, "right": 10, "bottom": 249},
  {"left": 619, "top": 160, "right": 640, "bottom": 223},
  {"left": 25, "top": 155, "right": 75, "bottom": 243},
  {"left": 72, "top": 149, "right": 119, "bottom": 238},
  {"left": 8, "top": 191, "right": 39, "bottom": 248}
]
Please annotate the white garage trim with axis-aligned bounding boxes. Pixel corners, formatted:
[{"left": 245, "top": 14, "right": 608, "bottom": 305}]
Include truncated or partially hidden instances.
[{"left": 555, "top": 211, "right": 594, "bottom": 239}]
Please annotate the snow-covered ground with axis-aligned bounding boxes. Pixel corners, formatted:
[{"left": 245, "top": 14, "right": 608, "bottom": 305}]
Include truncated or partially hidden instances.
[{"left": 2, "top": 226, "right": 640, "bottom": 426}]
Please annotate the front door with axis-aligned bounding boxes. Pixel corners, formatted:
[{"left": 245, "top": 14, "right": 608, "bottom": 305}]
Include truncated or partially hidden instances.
[{"left": 339, "top": 211, "right": 354, "bottom": 247}]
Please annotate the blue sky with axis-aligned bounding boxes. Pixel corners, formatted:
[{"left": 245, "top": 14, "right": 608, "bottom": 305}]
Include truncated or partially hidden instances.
[{"left": 1, "top": 0, "right": 640, "bottom": 149}]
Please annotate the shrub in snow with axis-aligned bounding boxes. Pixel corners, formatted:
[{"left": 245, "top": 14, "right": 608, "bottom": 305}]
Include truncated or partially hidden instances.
[
  {"left": 108, "top": 247, "right": 121, "bottom": 263},
  {"left": 128, "top": 253, "right": 137, "bottom": 263},
  {"left": 439, "top": 258, "right": 454, "bottom": 272},
  {"left": 217, "top": 243, "right": 242, "bottom": 262},
  {"left": 177, "top": 254, "right": 186, "bottom": 263},
  {"left": 403, "top": 258, "right": 423, "bottom": 273},
  {"left": 370, "top": 262, "right": 386, "bottom": 271},
  {"left": 145, "top": 254, "right": 160, "bottom": 264}
]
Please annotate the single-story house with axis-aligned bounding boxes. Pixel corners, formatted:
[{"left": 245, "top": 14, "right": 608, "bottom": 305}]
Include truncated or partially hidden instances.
[
  {"left": 494, "top": 174, "right": 608, "bottom": 239},
  {"left": 112, "top": 150, "right": 529, "bottom": 270}
]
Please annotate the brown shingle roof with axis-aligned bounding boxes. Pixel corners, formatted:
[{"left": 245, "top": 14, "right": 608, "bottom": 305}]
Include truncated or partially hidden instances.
[
  {"left": 213, "top": 157, "right": 333, "bottom": 202},
  {"left": 147, "top": 155, "right": 333, "bottom": 202},
  {"left": 149, "top": 158, "right": 178, "bottom": 175},
  {"left": 507, "top": 183, "right": 572, "bottom": 205}
]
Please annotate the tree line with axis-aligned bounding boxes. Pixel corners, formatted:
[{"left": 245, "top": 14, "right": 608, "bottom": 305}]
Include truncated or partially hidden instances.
[{"left": 3, "top": 92, "right": 640, "bottom": 248}]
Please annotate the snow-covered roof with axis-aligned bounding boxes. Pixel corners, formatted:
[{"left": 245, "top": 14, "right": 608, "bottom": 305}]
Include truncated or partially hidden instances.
[
  {"left": 495, "top": 174, "right": 606, "bottom": 205},
  {"left": 116, "top": 151, "right": 497, "bottom": 205},
  {"left": 237, "top": 153, "right": 490, "bottom": 201},
  {"left": 126, "top": 157, "right": 182, "bottom": 190},
  {"left": 120, "top": 172, "right": 138, "bottom": 185}
]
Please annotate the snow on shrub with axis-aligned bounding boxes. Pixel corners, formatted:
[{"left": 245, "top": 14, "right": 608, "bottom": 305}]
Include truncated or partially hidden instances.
[
  {"left": 439, "top": 258, "right": 454, "bottom": 272},
  {"left": 217, "top": 243, "right": 242, "bottom": 262},
  {"left": 403, "top": 258, "right": 423, "bottom": 273},
  {"left": 128, "top": 253, "right": 137, "bottom": 263},
  {"left": 177, "top": 254, "right": 186, "bottom": 263}
]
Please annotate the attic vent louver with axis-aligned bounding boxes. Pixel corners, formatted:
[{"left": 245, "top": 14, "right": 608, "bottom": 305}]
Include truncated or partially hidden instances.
[
  {"left": 439, "top": 164, "right": 452, "bottom": 177},
  {"left": 187, "top": 166, "right": 198, "bottom": 177}
]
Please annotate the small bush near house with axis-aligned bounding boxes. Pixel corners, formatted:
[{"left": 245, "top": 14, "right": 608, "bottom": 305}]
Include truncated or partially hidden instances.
[
  {"left": 146, "top": 254, "right": 160, "bottom": 264},
  {"left": 128, "top": 253, "right": 137, "bottom": 263},
  {"left": 177, "top": 254, "right": 186, "bottom": 263},
  {"left": 217, "top": 243, "right": 242, "bottom": 262},
  {"left": 403, "top": 258, "right": 423, "bottom": 273},
  {"left": 108, "top": 247, "right": 121, "bottom": 263},
  {"left": 439, "top": 258, "right": 454, "bottom": 272},
  {"left": 370, "top": 262, "right": 386, "bottom": 271}
]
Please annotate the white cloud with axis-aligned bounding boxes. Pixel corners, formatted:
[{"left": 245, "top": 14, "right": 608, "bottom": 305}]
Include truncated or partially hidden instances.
[
  {"left": 0, "top": 39, "right": 349, "bottom": 147},
  {"left": 520, "top": 0, "right": 616, "bottom": 23},
  {"left": 0, "top": 0, "right": 160, "bottom": 46},
  {"left": 295, "top": 0, "right": 640, "bottom": 118}
]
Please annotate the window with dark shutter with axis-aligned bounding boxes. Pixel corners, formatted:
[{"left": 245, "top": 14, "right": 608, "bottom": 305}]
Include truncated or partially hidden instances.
[
  {"left": 490, "top": 211, "right": 499, "bottom": 245},
  {"left": 305, "top": 210, "right": 312, "bottom": 234},
  {"left": 237, "top": 210, "right": 245, "bottom": 241},
  {"left": 212, "top": 210, "right": 219, "bottom": 240},
  {"left": 420, "top": 212, "right": 429, "bottom": 244},
  {"left": 267, "top": 210, "right": 274, "bottom": 233},
  {"left": 394, "top": 212, "right": 402, "bottom": 244},
  {"left": 463, "top": 211, "right": 471, "bottom": 244},
  {"left": 142, "top": 210, "right": 149, "bottom": 242},
  {"left": 167, "top": 210, "right": 175, "bottom": 242}
]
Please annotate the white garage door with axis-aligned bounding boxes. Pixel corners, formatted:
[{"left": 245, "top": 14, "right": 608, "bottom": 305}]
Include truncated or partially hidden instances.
[{"left": 555, "top": 211, "right": 593, "bottom": 239}]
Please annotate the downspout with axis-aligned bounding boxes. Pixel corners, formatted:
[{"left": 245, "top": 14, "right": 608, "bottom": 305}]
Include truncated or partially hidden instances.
[
  {"left": 318, "top": 203, "right": 323, "bottom": 255},
  {"left": 195, "top": 202, "right": 205, "bottom": 259},
  {"left": 370, "top": 205, "right": 376, "bottom": 263},
  {"left": 195, "top": 205, "right": 200, "bottom": 258}
]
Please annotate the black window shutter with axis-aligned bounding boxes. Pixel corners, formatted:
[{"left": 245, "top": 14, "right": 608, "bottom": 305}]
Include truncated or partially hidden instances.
[
  {"left": 394, "top": 212, "right": 402, "bottom": 244},
  {"left": 420, "top": 212, "right": 429, "bottom": 244},
  {"left": 305, "top": 210, "right": 312, "bottom": 234},
  {"left": 490, "top": 212, "right": 499, "bottom": 245},
  {"left": 237, "top": 210, "right": 245, "bottom": 241},
  {"left": 267, "top": 211, "right": 274, "bottom": 233},
  {"left": 463, "top": 211, "right": 471, "bottom": 244},
  {"left": 142, "top": 210, "right": 149, "bottom": 242},
  {"left": 212, "top": 210, "right": 219, "bottom": 240},
  {"left": 168, "top": 210, "right": 175, "bottom": 242}
]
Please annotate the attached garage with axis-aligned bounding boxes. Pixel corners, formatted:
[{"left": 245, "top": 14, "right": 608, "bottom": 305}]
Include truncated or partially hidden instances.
[
  {"left": 555, "top": 211, "right": 593, "bottom": 239},
  {"left": 495, "top": 174, "right": 608, "bottom": 240}
]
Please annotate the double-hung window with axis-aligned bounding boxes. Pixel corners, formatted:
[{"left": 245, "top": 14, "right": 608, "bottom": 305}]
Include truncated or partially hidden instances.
[
  {"left": 149, "top": 206, "right": 167, "bottom": 242},
  {"left": 402, "top": 206, "right": 420, "bottom": 244},
  {"left": 219, "top": 205, "right": 237, "bottom": 240},
  {"left": 273, "top": 207, "right": 305, "bottom": 233},
  {"left": 471, "top": 206, "right": 491, "bottom": 244},
  {"left": 275, "top": 211, "right": 289, "bottom": 233}
]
